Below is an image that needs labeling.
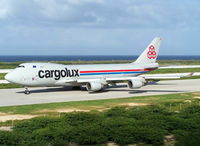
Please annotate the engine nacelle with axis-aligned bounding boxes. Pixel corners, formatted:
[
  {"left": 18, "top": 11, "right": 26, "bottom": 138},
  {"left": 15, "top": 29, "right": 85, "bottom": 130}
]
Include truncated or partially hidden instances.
[
  {"left": 86, "top": 82, "right": 104, "bottom": 92},
  {"left": 127, "top": 80, "right": 143, "bottom": 89}
]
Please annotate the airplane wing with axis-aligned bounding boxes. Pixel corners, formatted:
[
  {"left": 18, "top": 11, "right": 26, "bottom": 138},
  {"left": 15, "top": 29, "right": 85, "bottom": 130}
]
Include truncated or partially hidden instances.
[
  {"left": 140, "top": 72, "right": 193, "bottom": 80},
  {"left": 77, "top": 73, "right": 194, "bottom": 82},
  {"left": 159, "top": 65, "right": 200, "bottom": 69},
  {"left": 56, "top": 72, "right": 194, "bottom": 85}
]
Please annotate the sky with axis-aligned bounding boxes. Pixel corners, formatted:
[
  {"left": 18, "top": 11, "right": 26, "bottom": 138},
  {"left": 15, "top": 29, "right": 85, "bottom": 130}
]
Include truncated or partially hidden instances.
[{"left": 0, "top": 0, "right": 200, "bottom": 55}]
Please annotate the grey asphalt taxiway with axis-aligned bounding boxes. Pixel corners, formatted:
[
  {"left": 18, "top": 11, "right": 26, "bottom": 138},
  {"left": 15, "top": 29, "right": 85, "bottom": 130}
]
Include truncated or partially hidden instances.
[{"left": 0, "top": 79, "right": 200, "bottom": 107}]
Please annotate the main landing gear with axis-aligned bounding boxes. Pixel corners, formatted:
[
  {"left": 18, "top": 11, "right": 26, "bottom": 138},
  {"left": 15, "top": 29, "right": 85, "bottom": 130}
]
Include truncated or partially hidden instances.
[
  {"left": 72, "top": 86, "right": 81, "bottom": 90},
  {"left": 24, "top": 87, "right": 30, "bottom": 95}
]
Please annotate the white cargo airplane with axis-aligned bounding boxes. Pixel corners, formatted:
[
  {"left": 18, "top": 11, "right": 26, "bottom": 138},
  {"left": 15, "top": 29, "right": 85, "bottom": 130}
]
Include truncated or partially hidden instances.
[{"left": 5, "top": 37, "right": 188, "bottom": 94}]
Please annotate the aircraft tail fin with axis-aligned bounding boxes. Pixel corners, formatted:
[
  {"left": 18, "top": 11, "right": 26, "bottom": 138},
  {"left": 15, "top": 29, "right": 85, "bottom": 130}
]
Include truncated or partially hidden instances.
[{"left": 134, "top": 37, "right": 161, "bottom": 64}]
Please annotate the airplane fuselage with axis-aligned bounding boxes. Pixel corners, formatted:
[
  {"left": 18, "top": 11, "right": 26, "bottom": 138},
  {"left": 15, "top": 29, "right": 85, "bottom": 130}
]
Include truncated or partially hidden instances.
[{"left": 6, "top": 62, "right": 158, "bottom": 87}]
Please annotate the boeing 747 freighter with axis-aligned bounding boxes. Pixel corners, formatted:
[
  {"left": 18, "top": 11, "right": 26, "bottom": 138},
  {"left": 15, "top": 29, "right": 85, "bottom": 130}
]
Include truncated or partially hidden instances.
[{"left": 5, "top": 37, "right": 188, "bottom": 94}]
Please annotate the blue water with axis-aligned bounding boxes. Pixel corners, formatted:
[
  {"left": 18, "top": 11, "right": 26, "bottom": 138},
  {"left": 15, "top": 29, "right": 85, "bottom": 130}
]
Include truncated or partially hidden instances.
[{"left": 0, "top": 55, "right": 199, "bottom": 62}]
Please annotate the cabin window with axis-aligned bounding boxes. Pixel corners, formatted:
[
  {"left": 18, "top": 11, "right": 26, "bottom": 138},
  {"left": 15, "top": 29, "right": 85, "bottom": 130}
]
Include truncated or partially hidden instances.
[{"left": 17, "top": 65, "right": 25, "bottom": 68}]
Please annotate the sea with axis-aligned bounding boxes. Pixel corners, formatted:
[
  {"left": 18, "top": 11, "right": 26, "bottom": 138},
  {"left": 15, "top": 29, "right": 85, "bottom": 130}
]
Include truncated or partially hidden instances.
[{"left": 0, "top": 55, "right": 200, "bottom": 62}]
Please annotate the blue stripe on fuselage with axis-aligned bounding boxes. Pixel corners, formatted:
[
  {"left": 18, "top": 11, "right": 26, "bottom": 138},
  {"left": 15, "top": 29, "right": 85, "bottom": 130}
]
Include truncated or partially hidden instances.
[{"left": 80, "top": 71, "right": 147, "bottom": 76}]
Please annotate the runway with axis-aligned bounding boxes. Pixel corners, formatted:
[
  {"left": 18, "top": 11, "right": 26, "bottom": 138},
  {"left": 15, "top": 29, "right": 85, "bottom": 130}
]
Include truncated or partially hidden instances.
[{"left": 0, "top": 79, "right": 200, "bottom": 107}]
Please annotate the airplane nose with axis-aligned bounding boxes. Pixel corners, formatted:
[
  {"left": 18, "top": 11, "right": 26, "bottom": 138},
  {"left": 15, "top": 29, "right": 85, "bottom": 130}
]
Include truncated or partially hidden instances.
[
  {"left": 5, "top": 73, "right": 14, "bottom": 83},
  {"left": 5, "top": 73, "right": 10, "bottom": 81}
]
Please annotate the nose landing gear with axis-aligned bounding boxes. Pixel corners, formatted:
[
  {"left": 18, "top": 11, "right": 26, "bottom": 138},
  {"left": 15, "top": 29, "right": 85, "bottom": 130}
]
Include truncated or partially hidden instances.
[{"left": 24, "top": 87, "right": 30, "bottom": 95}]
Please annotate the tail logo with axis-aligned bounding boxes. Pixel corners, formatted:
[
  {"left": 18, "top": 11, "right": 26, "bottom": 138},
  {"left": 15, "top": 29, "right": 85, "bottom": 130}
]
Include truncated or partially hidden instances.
[{"left": 147, "top": 45, "right": 156, "bottom": 59}]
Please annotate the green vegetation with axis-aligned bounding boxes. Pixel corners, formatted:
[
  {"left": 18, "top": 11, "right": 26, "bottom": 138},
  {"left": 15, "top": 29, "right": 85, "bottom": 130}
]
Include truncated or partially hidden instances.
[
  {"left": 158, "top": 60, "right": 200, "bottom": 65},
  {"left": 0, "top": 91, "right": 199, "bottom": 145},
  {"left": 0, "top": 92, "right": 199, "bottom": 115},
  {"left": 0, "top": 62, "right": 21, "bottom": 69},
  {"left": 0, "top": 73, "right": 6, "bottom": 80},
  {"left": 0, "top": 83, "right": 23, "bottom": 89},
  {"left": 0, "top": 60, "right": 134, "bottom": 69},
  {"left": 156, "top": 75, "right": 200, "bottom": 80},
  {"left": 0, "top": 60, "right": 200, "bottom": 69},
  {"left": 181, "top": 75, "right": 200, "bottom": 80},
  {"left": 149, "top": 68, "right": 200, "bottom": 74},
  {"left": 1, "top": 106, "right": 200, "bottom": 145},
  {"left": 0, "top": 61, "right": 133, "bottom": 69}
]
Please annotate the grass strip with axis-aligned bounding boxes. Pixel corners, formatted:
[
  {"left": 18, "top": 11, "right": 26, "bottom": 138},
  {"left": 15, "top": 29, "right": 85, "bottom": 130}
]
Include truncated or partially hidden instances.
[
  {"left": 0, "top": 84, "right": 23, "bottom": 89},
  {"left": 0, "top": 92, "right": 199, "bottom": 115},
  {"left": 0, "top": 60, "right": 200, "bottom": 69},
  {"left": 149, "top": 68, "right": 200, "bottom": 74},
  {"left": 0, "top": 73, "right": 6, "bottom": 80}
]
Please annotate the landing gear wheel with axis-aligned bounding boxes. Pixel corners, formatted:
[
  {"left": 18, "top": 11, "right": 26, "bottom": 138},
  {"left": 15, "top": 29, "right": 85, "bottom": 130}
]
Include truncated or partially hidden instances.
[
  {"left": 24, "top": 87, "right": 30, "bottom": 95},
  {"left": 72, "top": 86, "right": 81, "bottom": 90}
]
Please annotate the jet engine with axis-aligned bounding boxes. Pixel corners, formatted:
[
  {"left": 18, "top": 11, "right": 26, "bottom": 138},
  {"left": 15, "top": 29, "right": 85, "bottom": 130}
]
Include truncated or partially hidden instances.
[
  {"left": 86, "top": 82, "right": 104, "bottom": 92},
  {"left": 127, "top": 77, "right": 146, "bottom": 89}
]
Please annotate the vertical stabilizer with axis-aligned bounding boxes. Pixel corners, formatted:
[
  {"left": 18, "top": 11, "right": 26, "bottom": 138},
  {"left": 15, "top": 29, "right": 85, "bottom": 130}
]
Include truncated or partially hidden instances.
[{"left": 134, "top": 37, "right": 161, "bottom": 64}]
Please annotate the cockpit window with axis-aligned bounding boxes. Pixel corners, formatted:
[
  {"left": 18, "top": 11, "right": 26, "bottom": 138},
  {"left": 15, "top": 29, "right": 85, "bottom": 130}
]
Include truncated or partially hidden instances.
[{"left": 17, "top": 65, "right": 25, "bottom": 68}]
